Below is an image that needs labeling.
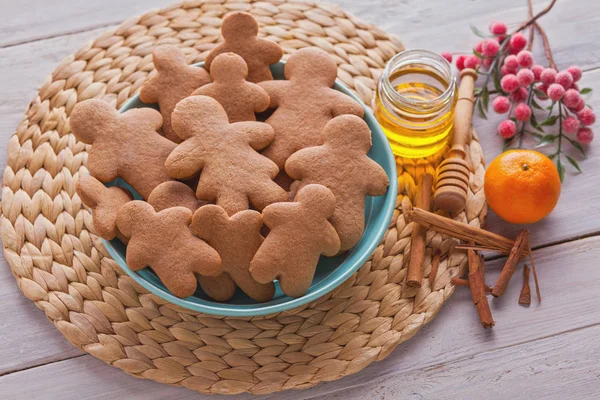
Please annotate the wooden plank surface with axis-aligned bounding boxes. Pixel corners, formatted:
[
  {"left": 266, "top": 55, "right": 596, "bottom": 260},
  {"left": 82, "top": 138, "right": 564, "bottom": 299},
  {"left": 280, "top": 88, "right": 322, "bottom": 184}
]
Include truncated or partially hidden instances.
[
  {"left": 1, "top": 0, "right": 599, "bottom": 399},
  {"left": 1, "top": 236, "right": 599, "bottom": 398}
]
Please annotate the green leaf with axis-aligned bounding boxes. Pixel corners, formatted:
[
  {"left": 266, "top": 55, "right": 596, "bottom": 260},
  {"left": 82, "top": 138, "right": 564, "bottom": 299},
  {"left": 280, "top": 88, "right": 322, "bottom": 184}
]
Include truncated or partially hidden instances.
[
  {"left": 477, "top": 99, "right": 487, "bottom": 119},
  {"left": 536, "top": 134, "right": 557, "bottom": 148},
  {"left": 534, "top": 88, "right": 547, "bottom": 99},
  {"left": 538, "top": 115, "right": 558, "bottom": 127},
  {"left": 557, "top": 158, "right": 565, "bottom": 182},
  {"left": 531, "top": 99, "right": 544, "bottom": 111},
  {"left": 526, "top": 131, "right": 544, "bottom": 139},
  {"left": 493, "top": 69, "right": 503, "bottom": 94},
  {"left": 565, "top": 155, "right": 582, "bottom": 173},
  {"left": 530, "top": 113, "right": 545, "bottom": 132},
  {"left": 481, "top": 87, "right": 489, "bottom": 111},
  {"left": 548, "top": 153, "right": 557, "bottom": 160},
  {"left": 586, "top": 103, "right": 593, "bottom": 110},
  {"left": 470, "top": 25, "right": 490, "bottom": 39},
  {"left": 580, "top": 87, "right": 592, "bottom": 95},
  {"left": 564, "top": 135, "right": 587, "bottom": 157},
  {"left": 503, "top": 136, "right": 514, "bottom": 151}
]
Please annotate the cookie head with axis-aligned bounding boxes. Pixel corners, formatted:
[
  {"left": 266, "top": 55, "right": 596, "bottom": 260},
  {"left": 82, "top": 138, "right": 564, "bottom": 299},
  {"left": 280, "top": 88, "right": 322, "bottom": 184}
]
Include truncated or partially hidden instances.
[
  {"left": 285, "top": 47, "right": 338, "bottom": 87},
  {"left": 296, "top": 184, "right": 337, "bottom": 218},
  {"left": 171, "top": 95, "right": 229, "bottom": 139},
  {"left": 222, "top": 12, "right": 259, "bottom": 40},
  {"left": 152, "top": 45, "right": 187, "bottom": 72},
  {"left": 324, "top": 114, "right": 372, "bottom": 151},
  {"left": 70, "top": 99, "right": 117, "bottom": 144},
  {"left": 211, "top": 52, "right": 248, "bottom": 82}
]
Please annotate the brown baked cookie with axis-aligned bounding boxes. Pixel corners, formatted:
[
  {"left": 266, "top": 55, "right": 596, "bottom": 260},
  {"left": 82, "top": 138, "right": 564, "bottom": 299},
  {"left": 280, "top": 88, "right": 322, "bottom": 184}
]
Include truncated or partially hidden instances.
[
  {"left": 70, "top": 99, "right": 175, "bottom": 200},
  {"left": 192, "top": 53, "right": 270, "bottom": 123},
  {"left": 146, "top": 182, "right": 232, "bottom": 301},
  {"left": 116, "top": 201, "right": 222, "bottom": 298},
  {"left": 147, "top": 181, "right": 207, "bottom": 213},
  {"left": 76, "top": 175, "right": 133, "bottom": 240},
  {"left": 192, "top": 205, "right": 275, "bottom": 302},
  {"left": 259, "top": 47, "right": 365, "bottom": 168},
  {"left": 140, "top": 45, "right": 211, "bottom": 142},
  {"left": 165, "top": 95, "right": 287, "bottom": 215},
  {"left": 250, "top": 184, "right": 341, "bottom": 298},
  {"left": 286, "top": 115, "right": 390, "bottom": 251},
  {"left": 205, "top": 12, "right": 282, "bottom": 83}
]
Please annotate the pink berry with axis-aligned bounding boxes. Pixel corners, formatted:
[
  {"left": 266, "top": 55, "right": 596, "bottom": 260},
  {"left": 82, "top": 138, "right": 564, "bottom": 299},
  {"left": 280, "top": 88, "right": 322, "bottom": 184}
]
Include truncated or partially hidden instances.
[
  {"left": 536, "top": 84, "right": 548, "bottom": 99},
  {"left": 571, "top": 97, "right": 586, "bottom": 112},
  {"left": 501, "top": 74, "right": 520, "bottom": 93},
  {"left": 482, "top": 39, "right": 500, "bottom": 57},
  {"left": 547, "top": 83, "right": 565, "bottom": 102},
  {"left": 562, "top": 116, "right": 580, "bottom": 135},
  {"left": 577, "top": 127, "right": 594, "bottom": 144},
  {"left": 517, "top": 69, "right": 534, "bottom": 87},
  {"left": 503, "top": 55, "right": 519, "bottom": 71},
  {"left": 570, "top": 83, "right": 580, "bottom": 92},
  {"left": 567, "top": 65, "right": 582, "bottom": 82},
  {"left": 540, "top": 68, "right": 557, "bottom": 85},
  {"left": 531, "top": 65, "right": 544, "bottom": 81},
  {"left": 515, "top": 103, "right": 532, "bottom": 121},
  {"left": 511, "top": 87, "right": 528, "bottom": 102},
  {"left": 441, "top": 52, "right": 453, "bottom": 63},
  {"left": 509, "top": 33, "right": 527, "bottom": 53},
  {"left": 555, "top": 71, "right": 574, "bottom": 89},
  {"left": 578, "top": 108, "right": 596, "bottom": 126},
  {"left": 474, "top": 41, "right": 484, "bottom": 54},
  {"left": 563, "top": 89, "right": 582, "bottom": 109},
  {"left": 456, "top": 55, "right": 466, "bottom": 70},
  {"left": 464, "top": 55, "right": 481, "bottom": 69},
  {"left": 492, "top": 96, "right": 511, "bottom": 114},
  {"left": 500, "top": 65, "right": 510, "bottom": 76},
  {"left": 516, "top": 50, "right": 534, "bottom": 68},
  {"left": 482, "top": 58, "right": 493, "bottom": 69},
  {"left": 489, "top": 21, "right": 507, "bottom": 35},
  {"left": 498, "top": 120, "right": 517, "bottom": 139}
]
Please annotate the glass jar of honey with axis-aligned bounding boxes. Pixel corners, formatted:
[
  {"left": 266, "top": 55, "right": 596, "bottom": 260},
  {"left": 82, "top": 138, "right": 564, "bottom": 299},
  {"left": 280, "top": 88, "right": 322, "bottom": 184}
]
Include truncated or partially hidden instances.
[{"left": 375, "top": 50, "right": 457, "bottom": 158}]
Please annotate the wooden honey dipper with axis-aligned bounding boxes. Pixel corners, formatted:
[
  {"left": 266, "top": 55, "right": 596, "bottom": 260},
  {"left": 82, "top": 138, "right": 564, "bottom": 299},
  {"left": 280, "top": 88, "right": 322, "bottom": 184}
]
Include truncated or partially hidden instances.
[{"left": 433, "top": 68, "right": 478, "bottom": 213}]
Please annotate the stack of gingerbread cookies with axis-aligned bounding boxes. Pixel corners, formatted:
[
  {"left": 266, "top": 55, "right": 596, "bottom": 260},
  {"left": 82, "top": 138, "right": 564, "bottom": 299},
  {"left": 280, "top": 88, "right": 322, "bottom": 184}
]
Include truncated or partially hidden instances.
[{"left": 72, "top": 12, "right": 389, "bottom": 301}]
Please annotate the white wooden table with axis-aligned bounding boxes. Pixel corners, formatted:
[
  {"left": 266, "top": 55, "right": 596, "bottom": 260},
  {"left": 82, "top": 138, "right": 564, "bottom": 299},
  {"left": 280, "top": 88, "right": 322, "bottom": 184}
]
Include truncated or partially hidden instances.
[{"left": 2, "top": 1, "right": 600, "bottom": 398}]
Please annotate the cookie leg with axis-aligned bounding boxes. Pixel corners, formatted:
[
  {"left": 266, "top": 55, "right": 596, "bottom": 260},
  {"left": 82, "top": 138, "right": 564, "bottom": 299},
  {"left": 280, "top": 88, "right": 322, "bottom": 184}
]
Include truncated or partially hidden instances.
[
  {"left": 164, "top": 271, "right": 198, "bottom": 298},
  {"left": 278, "top": 267, "right": 314, "bottom": 298},
  {"left": 217, "top": 190, "right": 250, "bottom": 216},
  {"left": 199, "top": 275, "right": 237, "bottom": 302},
  {"left": 231, "top": 269, "right": 275, "bottom": 303}
]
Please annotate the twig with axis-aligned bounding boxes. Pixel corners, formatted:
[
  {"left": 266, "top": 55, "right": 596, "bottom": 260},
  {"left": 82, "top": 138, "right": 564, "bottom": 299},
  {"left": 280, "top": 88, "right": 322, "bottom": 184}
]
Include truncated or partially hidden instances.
[
  {"left": 534, "top": 22, "right": 557, "bottom": 70},
  {"left": 526, "top": 0, "right": 535, "bottom": 50},
  {"left": 515, "top": 0, "right": 558, "bottom": 33},
  {"left": 527, "top": 241, "right": 542, "bottom": 303}
]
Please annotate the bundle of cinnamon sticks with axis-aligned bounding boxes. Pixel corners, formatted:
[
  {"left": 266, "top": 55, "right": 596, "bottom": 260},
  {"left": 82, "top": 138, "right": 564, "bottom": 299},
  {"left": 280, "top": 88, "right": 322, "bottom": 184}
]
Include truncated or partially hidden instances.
[{"left": 406, "top": 173, "right": 540, "bottom": 328}]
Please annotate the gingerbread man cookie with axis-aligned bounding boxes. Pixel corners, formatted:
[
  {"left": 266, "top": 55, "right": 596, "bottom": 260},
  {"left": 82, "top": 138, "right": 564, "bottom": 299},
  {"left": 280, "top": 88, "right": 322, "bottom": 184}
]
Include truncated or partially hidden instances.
[
  {"left": 70, "top": 99, "right": 175, "bottom": 199},
  {"left": 192, "top": 205, "right": 275, "bottom": 302},
  {"left": 165, "top": 95, "right": 287, "bottom": 215},
  {"left": 258, "top": 47, "right": 365, "bottom": 168},
  {"left": 140, "top": 45, "right": 211, "bottom": 142},
  {"left": 250, "top": 184, "right": 341, "bottom": 298},
  {"left": 76, "top": 175, "right": 133, "bottom": 240},
  {"left": 205, "top": 12, "right": 282, "bottom": 83},
  {"left": 148, "top": 181, "right": 207, "bottom": 213},
  {"left": 116, "top": 201, "right": 222, "bottom": 298},
  {"left": 286, "top": 115, "right": 389, "bottom": 251},
  {"left": 192, "top": 53, "right": 270, "bottom": 123}
]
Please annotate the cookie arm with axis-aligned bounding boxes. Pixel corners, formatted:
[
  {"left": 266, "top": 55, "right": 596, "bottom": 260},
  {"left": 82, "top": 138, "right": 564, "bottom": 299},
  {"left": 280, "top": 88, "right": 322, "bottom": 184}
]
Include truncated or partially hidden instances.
[
  {"left": 165, "top": 140, "right": 206, "bottom": 179},
  {"left": 258, "top": 81, "right": 284, "bottom": 108},
  {"left": 262, "top": 40, "right": 284, "bottom": 65},
  {"left": 321, "top": 223, "right": 342, "bottom": 257},
  {"left": 283, "top": 148, "right": 321, "bottom": 180},
  {"left": 365, "top": 160, "right": 390, "bottom": 196},
  {"left": 251, "top": 84, "right": 271, "bottom": 113},
  {"left": 139, "top": 76, "right": 161, "bottom": 104},
  {"left": 87, "top": 145, "right": 119, "bottom": 183},
  {"left": 235, "top": 121, "right": 275, "bottom": 151},
  {"left": 127, "top": 107, "right": 163, "bottom": 132},
  {"left": 330, "top": 91, "right": 365, "bottom": 118}
]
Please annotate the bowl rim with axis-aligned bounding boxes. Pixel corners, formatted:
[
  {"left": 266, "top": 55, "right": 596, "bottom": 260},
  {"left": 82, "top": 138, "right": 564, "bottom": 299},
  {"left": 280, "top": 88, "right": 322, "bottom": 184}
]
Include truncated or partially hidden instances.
[{"left": 102, "top": 60, "right": 397, "bottom": 316}]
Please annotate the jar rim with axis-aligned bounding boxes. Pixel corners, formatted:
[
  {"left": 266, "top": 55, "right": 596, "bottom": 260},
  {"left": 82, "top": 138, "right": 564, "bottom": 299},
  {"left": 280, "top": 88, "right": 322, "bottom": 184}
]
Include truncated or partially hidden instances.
[{"left": 381, "top": 49, "right": 456, "bottom": 108}]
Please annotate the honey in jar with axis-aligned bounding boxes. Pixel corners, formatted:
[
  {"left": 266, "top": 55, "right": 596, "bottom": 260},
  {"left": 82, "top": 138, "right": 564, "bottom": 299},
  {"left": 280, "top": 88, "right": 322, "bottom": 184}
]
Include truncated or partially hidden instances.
[{"left": 375, "top": 50, "right": 457, "bottom": 158}]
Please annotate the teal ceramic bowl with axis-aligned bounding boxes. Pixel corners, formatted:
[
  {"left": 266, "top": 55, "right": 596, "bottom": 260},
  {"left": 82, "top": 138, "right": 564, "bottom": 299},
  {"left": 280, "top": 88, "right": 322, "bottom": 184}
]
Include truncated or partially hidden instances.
[{"left": 102, "top": 61, "right": 397, "bottom": 316}]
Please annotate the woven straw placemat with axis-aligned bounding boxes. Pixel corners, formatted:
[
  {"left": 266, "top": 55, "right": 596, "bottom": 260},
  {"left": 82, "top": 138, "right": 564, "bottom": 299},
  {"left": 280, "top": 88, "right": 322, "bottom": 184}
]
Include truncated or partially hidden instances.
[{"left": 0, "top": 0, "right": 487, "bottom": 395}]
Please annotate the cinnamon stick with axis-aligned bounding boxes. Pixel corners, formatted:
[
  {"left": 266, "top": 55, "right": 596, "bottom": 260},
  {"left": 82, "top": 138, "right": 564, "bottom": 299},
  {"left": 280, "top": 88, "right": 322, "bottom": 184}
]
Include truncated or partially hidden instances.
[
  {"left": 519, "top": 264, "right": 531, "bottom": 306},
  {"left": 492, "top": 230, "right": 528, "bottom": 298},
  {"left": 429, "top": 249, "right": 441, "bottom": 288},
  {"left": 468, "top": 249, "right": 494, "bottom": 328},
  {"left": 406, "top": 208, "right": 515, "bottom": 253},
  {"left": 407, "top": 173, "right": 433, "bottom": 288},
  {"left": 451, "top": 277, "right": 493, "bottom": 293}
]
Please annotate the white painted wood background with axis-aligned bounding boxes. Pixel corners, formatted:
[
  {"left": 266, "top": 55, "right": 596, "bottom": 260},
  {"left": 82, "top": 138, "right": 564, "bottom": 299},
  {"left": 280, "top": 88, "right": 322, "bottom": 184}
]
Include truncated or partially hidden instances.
[{"left": 1, "top": 0, "right": 599, "bottom": 399}]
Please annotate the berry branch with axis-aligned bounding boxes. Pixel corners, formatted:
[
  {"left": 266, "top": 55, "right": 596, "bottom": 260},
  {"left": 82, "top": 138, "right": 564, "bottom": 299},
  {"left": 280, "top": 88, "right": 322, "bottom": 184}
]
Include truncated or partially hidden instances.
[{"left": 443, "top": 0, "right": 594, "bottom": 181}]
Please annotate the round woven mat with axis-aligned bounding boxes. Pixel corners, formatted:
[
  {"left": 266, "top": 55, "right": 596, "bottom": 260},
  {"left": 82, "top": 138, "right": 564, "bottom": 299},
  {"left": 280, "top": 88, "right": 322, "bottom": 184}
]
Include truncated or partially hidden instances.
[{"left": 0, "top": 0, "right": 487, "bottom": 395}]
